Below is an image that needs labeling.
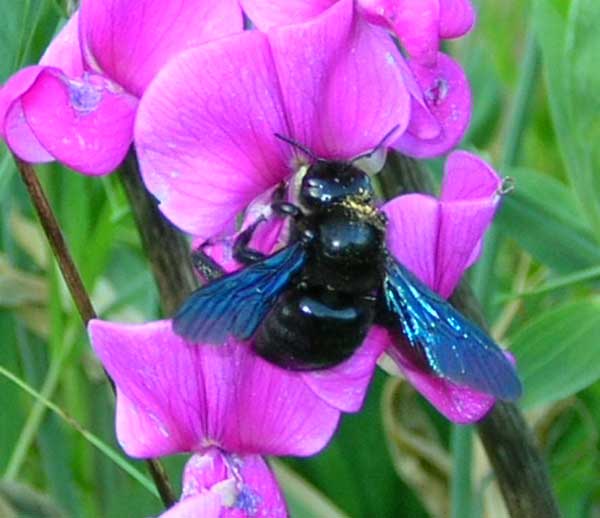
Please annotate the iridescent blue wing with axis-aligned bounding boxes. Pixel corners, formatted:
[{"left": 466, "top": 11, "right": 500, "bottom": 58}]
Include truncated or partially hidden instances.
[
  {"left": 173, "top": 243, "right": 307, "bottom": 344},
  {"left": 383, "top": 255, "right": 522, "bottom": 400}
]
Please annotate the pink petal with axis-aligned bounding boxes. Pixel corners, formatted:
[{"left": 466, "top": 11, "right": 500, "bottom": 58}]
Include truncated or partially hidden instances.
[
  {"left": 382, "top": 151, "right": 501, "bottom": 298},
  {"left": 397, "top": 59, "right": 442, "bottom": 141},
  {"left": 1, "top": 66, "right": 53, "bottom": 161},
  {"left": 382, "top": 193, "right": 440, "bottom": 291},
  {"left": 39, "top": 12, "right": 84, "bottom": 76},
  {"left": 241, "top": 0, "right": 337, "bottom": 30},
  {"left": 269, "top": 0, "right": 411, "bottom": 159},
  {"left": 88, "top": 319, "right": 340, "bottom": 458},
  {"left": 135, "top": 31, "right": 292, "bottom": 238},
  {"left": 393, "top": 53, "right": 471, "bottom": 158},
  {"left": 385, "top": 331, "right": 495, "bottom": 423},
  {"left": 221, "top": 343, "right": 341, "bottom": 456},
  {"left": 162, "top": 452, "right": 287, "bottom": 518},
  {"left": 301, "top": 326, "right": 387, "bottom": 412},
  {"left": 439, "top": 0, "right": 476, "bottom": 38},
  {"left": 440, "top": 150, "right": 501, "bottom": 202},
  {"left": 359, "top": 0, "right": 440, "bottom": 66},
  {"left": 436, "top": 151, "right": 501, "bottom": 296},
  {"left": 17, "top": 69, "right": 138, "bottom": 175},
  {"left": 80, "top": 0, "right": 243, "bottom": 96},
  {"left": 160, "top": 492, "right": 222, "bottom": 518}
]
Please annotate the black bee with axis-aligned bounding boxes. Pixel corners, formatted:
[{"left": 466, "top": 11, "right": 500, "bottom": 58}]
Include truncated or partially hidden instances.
[{"left": 173, "top": 147, "right": 521, "bottom": 401}]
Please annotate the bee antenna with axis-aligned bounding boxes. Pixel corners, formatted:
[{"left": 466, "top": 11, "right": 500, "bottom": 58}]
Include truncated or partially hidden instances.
[
  {"left": 350, "top": 124, "right": 400, "bottom": 164},
  {"left": 274, "top": 133, "right": 320, "bottom": 162}
]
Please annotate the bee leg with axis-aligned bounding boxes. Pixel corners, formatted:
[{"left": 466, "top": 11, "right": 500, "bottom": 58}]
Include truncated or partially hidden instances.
[
  {"left": 271, "top": 201, "right": 303, "bottom": 219},
  {"left": 271, "top": 181, "right": 305, "bottom": 220},
  {"left": 233, "top": 217, "right": 268, "bottom": 265},
  {"left": 191, "top": 247, "right": 224, "bottom": 282}
]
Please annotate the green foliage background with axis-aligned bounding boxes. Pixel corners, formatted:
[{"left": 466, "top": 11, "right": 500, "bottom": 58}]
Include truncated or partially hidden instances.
[{"left": 0, "top": 0, "right": 599, "bottom": 516}]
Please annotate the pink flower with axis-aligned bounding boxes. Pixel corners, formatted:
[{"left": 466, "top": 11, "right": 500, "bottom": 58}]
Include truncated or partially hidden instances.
[
  {"left": 87, "top": 317, "right": 384, "bottom": 515},
  {"left": 137, "top": 0, "right": 437, "bottom": 239},
  {"left": 135, "top": 4, "right": 469, "bottom": 238},
  {"left": 378, "top": 151, "right": 507, "bottom": 422},
  {"left": 0, "top": 0, "right": 243, "bottom": 174},
  {"left": 160, "top": 452, "right": 286, "bottom": 517},
  {"left": 241, "top": 0, "right": 476, "bottom": 66},
  {"left": 238, "top": 0, "right": 474, "bottom": 157}
]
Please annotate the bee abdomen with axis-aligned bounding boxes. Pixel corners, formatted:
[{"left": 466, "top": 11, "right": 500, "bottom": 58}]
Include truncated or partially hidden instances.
[{"left": 253, "top": 288, "right": 374, "bottom": 370}]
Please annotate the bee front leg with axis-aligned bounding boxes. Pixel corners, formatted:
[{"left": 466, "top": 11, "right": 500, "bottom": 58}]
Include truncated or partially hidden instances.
[
  {"left": 271, "top": 181, "right": 304, "bottom": 220},
  {"left": 233, "top": 216, "right": 268, "bottom": 265}
]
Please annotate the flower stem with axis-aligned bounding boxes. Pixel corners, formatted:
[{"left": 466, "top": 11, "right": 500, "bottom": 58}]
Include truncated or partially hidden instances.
[
  {"left": 450, "top": 426, "right": 473, "bottom": 518},
  {"left": 14, "top": 156, "right": 177, "bottom": 509}
]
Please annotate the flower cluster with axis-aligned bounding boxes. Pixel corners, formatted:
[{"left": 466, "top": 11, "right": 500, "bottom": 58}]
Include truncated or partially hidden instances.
[{"left": 1, "top": 1, "right": 518, "bottom": 516}]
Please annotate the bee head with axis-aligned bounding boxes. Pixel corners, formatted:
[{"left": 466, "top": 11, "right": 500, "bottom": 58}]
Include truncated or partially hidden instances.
[{"left": 299, "top": 161, "right": 374, "bottom": 210}]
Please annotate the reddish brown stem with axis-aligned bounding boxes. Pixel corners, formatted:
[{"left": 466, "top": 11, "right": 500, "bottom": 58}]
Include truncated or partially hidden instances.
[{"left": 14, "top": 156, "right": 177, "bottom": 509}]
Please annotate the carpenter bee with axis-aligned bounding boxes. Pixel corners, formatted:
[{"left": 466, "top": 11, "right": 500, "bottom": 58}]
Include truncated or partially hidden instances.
[{"left": 173, "top": 142, "right": 521, "bottom": 401}]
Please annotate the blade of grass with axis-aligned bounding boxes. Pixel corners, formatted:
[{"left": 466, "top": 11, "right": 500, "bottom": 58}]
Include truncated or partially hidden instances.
[
  {"left": 3, "top": 319, "right": 75, "bottom": 480},
  {"left": 450, "top": 426, "right": 473, "bottom": 518},
  {"left": 0, "top": 365, "right": 158, "bottom": 497},
  {"left": 501, "top": 264, "right": 600, "bottom": 301}
]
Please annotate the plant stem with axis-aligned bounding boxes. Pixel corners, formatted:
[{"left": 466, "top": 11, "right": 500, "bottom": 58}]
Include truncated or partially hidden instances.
[
  {"left": 450, "top": 30, "right": 542, "bottom": 517},
  {"left": 119, "top": 151, "right": 198, "bottom": 313},
  {"left": 14, "top": 157, "right": 177, "bottom": 509},
  {"left": 15, "top": 158, "right": 95, "bottom": 322},
  {"left": 450, "top": 426, "right": 473, "bottom": 518}
]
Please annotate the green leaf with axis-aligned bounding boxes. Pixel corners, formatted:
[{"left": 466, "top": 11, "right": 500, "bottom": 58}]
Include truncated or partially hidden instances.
[
  {"left": 534, "top": 0, "right": 600, "bottom": 241},
  {"left": 510, "top": 298, "right": 600, "bottom": 408},
  {"left": 564, "top": 0, "right": 600, "bottom": 240},
  {"left": 504, "top": 264, "right": 600, "bottom": 300},
  {"left": 0, "top": 1, "right": 60, "bottom": 81},
  {"left": 497, "top": 167, "right": 600, "bottom": 272}
]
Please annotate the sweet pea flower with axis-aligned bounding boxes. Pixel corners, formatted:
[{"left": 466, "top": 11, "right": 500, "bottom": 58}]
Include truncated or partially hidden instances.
[
  {"left": 241, "top": 0, "right": 476, "bottom": 66},
  {"left": 239, "top": 0, "right": 474, "bottom": 157},
  {"left": 378, "top": 151, "right": 507, "bottom": 422},
  {"left": 88, "top": 315, "right": 384, "bottom": 516},
  {"left": 136, "top": 0, "right": 443, "bottom": 239},
  {"left": 0, "top": 0, "right": 243, "bottom": 174},
  {"left": 160, "top": 452, "right": 286, "bottom": 517}
]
